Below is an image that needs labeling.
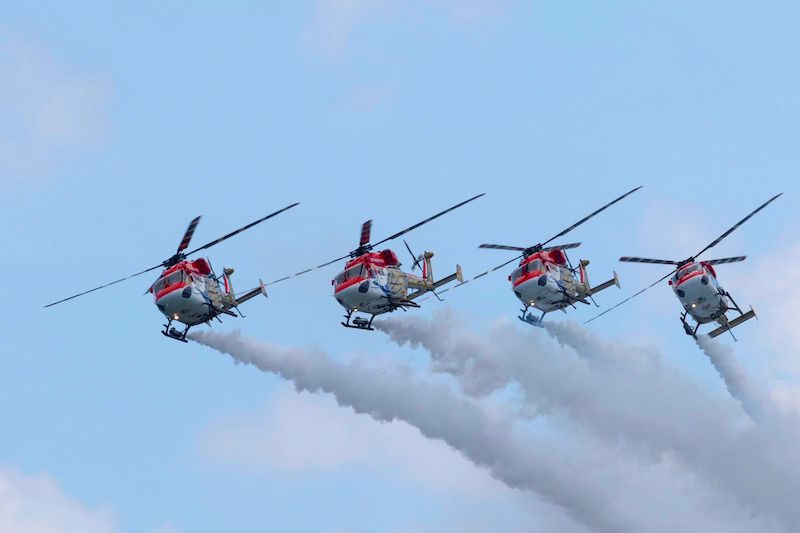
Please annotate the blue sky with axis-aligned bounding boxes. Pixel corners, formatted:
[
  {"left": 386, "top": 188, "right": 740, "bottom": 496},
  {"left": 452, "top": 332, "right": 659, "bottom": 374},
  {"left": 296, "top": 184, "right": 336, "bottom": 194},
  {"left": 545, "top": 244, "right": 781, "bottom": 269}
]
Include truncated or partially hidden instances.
[{"left": 1, "top": 1, "right": 798, "bottom": 531}]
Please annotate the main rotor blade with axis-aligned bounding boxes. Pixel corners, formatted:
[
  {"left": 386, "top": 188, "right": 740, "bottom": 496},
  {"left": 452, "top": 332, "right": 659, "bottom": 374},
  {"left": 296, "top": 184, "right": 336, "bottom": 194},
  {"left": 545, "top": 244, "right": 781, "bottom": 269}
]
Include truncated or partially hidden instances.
[
  {"left": 693, "top": 193, "right": 782, "bottom": 259},
  {"left": 360, "top": 220, "right": 372, "bottom": 247},
  {"left": 479, "top": 243, "right": 527, "bottom": 252},
  {"left": 620, "top": 256, "right": 679, "bottom": 265},
  {"left": 317, "top": 253, "right": 352, "bottom": 269},
  {"left": 417, "top": 253, "right": 524, "bottom": 301},
  {"left": 184, "top": 203, "right": 299, "bottom": 256},
  {"left": 267, "top": 195, "right": 485, "bottom": 288},
  {"left": 371, "top": 193, "right": 485, "bottom": 248},
  {"left": 478, "top": 244, "right": 525, "bottom": 252},
  {"left": 491, "top": 255, "right": 524, "bottom": 271},
  {"left": 539, "top": 186, "right": 642, "bottom": 248},
  {"left": 44, "top": 263, "right": 163, "bottom": 307},
  {"left": 266, "top": 249, "right": 352, "bottom": 286},
  {"left": 542, "top": 242, "right": 581, "bottom": 252},
  {"left": 585, "top": 269, "right": 675, "bottom": 325},
  {"left": 176, "top": 216, "right": 202, "bottom": 254},
  {"left": 704, "top": 256, "right": 747, "bottom": 265}
]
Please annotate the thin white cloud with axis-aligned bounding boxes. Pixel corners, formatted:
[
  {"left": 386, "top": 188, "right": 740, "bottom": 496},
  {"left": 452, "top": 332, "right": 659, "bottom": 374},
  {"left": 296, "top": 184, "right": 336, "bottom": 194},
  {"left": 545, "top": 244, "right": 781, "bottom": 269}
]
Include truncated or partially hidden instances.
[
  {"left": 304, "top": 0, "right": 391, "bottom": 57},
  {"left": 0, "top": 467, "right": 115, "bottom": 533},
  {"left": 0, "top": 37, "right": 110, "bottom": 184},
  {"left": 304, "top": 0, "right": 508, "bottom": 57},
  {"left": 442, "top": 0, "right": 509, "bottom": 25},
  {"left": 201, "top": 387, "right": 514, "bottom": 496},
  {"left": 151, "top": 524, "right": 180, "bottom": 533}
]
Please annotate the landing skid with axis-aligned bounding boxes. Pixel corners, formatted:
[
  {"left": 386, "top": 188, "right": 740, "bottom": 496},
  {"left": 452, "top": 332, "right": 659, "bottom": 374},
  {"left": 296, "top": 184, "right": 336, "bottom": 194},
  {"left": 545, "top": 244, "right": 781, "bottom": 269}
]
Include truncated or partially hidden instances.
[
  {"left": 680, "top": 313, "right": 700, "bottom": 339},
  {"left": 519, "top": 307, "right": 547, "bottom": 328},
  {"left": 708, "top": 306, "right": 756, "bottom": 340},
  {"left": 342, "top": 311, "right": 375, "bottom": 331},
  {"left": 162, "top": 320, "right": 190, "bottom": 342}
]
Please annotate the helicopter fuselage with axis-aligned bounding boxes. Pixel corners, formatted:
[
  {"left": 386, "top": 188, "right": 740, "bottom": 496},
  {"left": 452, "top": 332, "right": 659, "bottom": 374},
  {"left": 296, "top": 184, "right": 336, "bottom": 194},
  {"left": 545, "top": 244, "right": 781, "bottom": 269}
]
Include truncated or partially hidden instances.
[
  {"left": 510, "top": 251, "right": 590, "bottom": 312},
  {"left": 151, "top": 259, "right": 232, "bottom": 326},
  {"left": 669, "top": 261, "right": 730, "bottom": 324},
  {"left": 333, "top": 250, "right": 411, "bottom": 316}
]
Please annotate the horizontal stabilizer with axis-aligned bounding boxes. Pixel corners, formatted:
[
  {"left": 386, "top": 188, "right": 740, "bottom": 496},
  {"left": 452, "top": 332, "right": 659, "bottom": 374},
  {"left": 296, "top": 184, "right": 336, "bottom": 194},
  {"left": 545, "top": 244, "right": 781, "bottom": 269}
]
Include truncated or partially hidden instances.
[
  {"left": 235, "top": 279, "right": 269, "bottom": 305},
  {"left": 433, "top": 270, "right": 459, "bottom": 289},
  {"left": 708, "top": 307, "right": 757, "bottom": 338},
  {"left": 589, "top": 271, "right": 621, "bottom": 296},
  {"left": 407, "top": 265, "right": 462, "bottom": 301}
]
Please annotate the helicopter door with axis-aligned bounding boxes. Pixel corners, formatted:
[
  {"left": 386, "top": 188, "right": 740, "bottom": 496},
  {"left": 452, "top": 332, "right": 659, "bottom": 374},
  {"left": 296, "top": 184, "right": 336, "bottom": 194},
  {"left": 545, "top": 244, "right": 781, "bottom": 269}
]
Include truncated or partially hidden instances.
[
  {"left": 385, "top": 267, "right": 407, "bottom": 299},
  {"left": 206, "top": 278, "right": 225, "bottom": 311}
]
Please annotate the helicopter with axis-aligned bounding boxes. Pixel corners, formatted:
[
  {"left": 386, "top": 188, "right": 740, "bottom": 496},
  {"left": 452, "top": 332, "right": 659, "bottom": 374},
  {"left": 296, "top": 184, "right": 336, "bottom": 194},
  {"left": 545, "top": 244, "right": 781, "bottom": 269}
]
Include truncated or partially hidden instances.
[
  {"left": 431, "top": 186, "right": 642, "bottom": 326},
  {"left": 266, "top": 194, "right": 484, "bottom": 330},
  {"left": 45, "top": 204, "right": 299, "bottom": 342},
  {"left": 586, "top": 193, "right": 782, "bottom": 340}
]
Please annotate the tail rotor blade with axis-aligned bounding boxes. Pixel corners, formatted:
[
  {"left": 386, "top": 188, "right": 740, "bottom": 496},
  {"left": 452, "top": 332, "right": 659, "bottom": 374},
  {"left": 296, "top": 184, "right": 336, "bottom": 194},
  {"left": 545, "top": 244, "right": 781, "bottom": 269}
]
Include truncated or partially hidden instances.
[{"left": 403, "top": 240, "right": 421, "bottom": 270}]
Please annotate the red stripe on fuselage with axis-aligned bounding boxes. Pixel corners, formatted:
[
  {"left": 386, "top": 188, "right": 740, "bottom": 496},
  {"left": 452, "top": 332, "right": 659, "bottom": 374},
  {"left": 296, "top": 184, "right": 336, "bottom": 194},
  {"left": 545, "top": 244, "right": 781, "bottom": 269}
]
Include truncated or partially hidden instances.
[
  {"left": 675, "top": 270, "right": 703, "bottom": 287},
  {"left": 334, "top": 277, "right": 367, "bottom": 293},
  {"left": 155, "top": 281, "right": 187, "bottom": 300},
  {"left": 512, "top": 270, "right": 544, "bottom": 288}
]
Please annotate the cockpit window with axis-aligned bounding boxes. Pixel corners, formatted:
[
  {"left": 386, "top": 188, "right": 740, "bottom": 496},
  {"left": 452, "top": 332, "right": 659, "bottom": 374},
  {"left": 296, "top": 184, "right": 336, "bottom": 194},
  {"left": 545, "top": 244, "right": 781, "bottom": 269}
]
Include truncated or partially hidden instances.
[
  {"left": 675, "top": 264, "right": 701, "bottom": 280},
  {"left": 152, "top": 271, "right": 186, "bottom": 293},
  {"left": 511, "top": 260, "right": 543, "bottom": 283},
  {"left": 335, "top": 265, "right": 367, "bottom": 285}
]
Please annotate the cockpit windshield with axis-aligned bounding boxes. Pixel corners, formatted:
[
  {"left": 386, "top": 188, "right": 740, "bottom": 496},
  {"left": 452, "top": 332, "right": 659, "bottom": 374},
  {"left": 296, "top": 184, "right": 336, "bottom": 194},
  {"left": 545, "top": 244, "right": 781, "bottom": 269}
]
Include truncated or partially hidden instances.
[
  {"left": 152, "top": 271, "right": 186, "bottom": 294},
  {"left": 675, "top": 264, "right": 701, "bottom": 280},
  {"left": 334, "top": 264, "right": 368, "bottom": 285},
  {"left": 511, "top": 259, "right": 543, "bottom": 283}
]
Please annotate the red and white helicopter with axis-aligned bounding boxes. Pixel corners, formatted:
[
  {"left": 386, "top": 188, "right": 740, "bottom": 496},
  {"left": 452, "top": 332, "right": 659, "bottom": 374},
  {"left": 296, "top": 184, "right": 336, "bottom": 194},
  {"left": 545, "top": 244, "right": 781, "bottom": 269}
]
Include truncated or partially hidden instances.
[
  {"left": 434, "top": 187, "right": 642, "bottom": 326},
  {"left": 266, "top": 194, "right": 484, "bottom": 330},
  {"left": 45, "top": 204, "right": 299, "bottom": 341},
  {"left": 586, "top": 193, "right": 782, "bottom": 340}
]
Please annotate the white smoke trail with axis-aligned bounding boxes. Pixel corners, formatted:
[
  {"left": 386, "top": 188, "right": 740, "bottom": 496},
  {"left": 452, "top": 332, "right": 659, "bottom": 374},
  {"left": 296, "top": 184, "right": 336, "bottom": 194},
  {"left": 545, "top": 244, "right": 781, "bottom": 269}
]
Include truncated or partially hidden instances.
[
  {"left": 694, "top": 334, "right": 766, "bottom": 421},
  {"left": 188, "top": 329, "right": 626, "bottom": 532},
  {"left": 375, "top": 312, "right": 800, "bottom": 531}
]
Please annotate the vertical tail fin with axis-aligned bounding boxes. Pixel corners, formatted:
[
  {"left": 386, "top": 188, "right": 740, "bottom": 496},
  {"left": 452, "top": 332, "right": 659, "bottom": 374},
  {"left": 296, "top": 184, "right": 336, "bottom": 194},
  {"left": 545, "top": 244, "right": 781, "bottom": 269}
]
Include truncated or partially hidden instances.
[
  {"left": 222, "top": 268, "right": 235, "bottom": 296},
  {"left": 421, "top": 252, "right": 434, "bottom": 282},
  {"left": 578, "top": 259, "right": 590, "bottom": 287}
]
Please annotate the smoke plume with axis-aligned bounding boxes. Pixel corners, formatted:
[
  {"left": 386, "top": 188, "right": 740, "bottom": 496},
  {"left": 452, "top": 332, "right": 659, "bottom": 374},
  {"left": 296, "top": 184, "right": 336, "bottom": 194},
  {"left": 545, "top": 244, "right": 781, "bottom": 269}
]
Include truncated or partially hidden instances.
[
  {"left": 375, "top": 311, "right": 800, "bottom": 532},
  {"left": 189, "top": 329, "right": 624, "bottom": 532},
  {"left": 694, "top": 334, "right": 767, "bottom": 420},
  {"left": 188, "top": 310, "right": 800, "bottom": 532}
]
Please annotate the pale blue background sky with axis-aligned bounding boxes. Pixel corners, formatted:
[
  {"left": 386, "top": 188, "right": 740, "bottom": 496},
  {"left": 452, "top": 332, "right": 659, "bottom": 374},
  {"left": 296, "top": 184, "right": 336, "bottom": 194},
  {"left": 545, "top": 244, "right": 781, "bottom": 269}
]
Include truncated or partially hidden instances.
[{"left": 0, "top": 2, "right": 797, "bottom": 531}]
